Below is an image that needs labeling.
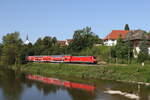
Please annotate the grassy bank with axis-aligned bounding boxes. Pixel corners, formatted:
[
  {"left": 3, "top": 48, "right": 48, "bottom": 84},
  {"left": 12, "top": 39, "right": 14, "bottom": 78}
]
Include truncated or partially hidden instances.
[{"left": 12, "top": 63, "right": 150, "bottom": 83}]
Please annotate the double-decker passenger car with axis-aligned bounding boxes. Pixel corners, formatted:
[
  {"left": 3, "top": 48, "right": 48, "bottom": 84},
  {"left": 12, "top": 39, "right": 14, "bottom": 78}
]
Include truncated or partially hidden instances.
[{"left": 26, "top": 55, "right": 97, "bottom": 64}]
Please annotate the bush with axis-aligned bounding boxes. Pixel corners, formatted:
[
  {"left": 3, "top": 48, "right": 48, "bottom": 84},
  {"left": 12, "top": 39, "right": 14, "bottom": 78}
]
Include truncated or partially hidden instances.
[{"left": 72, "top": 45, "right": 110, "bottom": 62}]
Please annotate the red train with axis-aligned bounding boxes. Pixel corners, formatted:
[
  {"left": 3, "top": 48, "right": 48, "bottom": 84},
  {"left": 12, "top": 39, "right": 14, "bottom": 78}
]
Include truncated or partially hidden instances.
[{"left": 26, "top": 55, "right": 97, "bottom": 64}]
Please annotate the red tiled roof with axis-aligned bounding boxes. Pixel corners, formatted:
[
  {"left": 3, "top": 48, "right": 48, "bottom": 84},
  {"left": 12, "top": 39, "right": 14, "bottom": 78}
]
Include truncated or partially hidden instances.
[
  {"left": 57, "top": 39, "right": 73, "bottom": 46},
  {"left": 104, "top": 30, "right": 130, "bottom": 40},
  {"left": 66, "top": 39, "right": 73, "bottom": 43},
  {"left": 57, "top": 40, "right": 66, "bottom": 46}
]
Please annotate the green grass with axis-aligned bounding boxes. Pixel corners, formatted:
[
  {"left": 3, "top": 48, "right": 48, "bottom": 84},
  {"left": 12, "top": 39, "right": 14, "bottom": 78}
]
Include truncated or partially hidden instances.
[{"left": 12, "top": 63, "right": 150, "bottom": 83}]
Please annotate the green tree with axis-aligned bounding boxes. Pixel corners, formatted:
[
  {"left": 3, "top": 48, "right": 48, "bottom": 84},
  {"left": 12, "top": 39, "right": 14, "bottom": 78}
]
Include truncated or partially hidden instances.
[
  {"left": 138, "top": 34, "right": 149, "bottom": 63},
  {"left": 52, "top": 37, "right": 57, "bottom": 46},
  {"left": 20, "top": 43, "right": 34, "bottom": 64},
  {"left": 33, "top": 36, "right": 60, "bottom": 55},
  {"left": 110, "top": 46, "right": 116, "bottom": 58},
  {"left": 124, "top": 24, "right": 130, "bottom": 30},
  {"left": 115, "top": 36, "right": 128, "bottom": 63},
  {"left": 1, "top": 32, "right": 23, "bottom": 65},
  {"left": 126, "top": 35, "right": 133, "bottom": 64},
  {"left": 34, "top": 38, "right": 43, "bottom": 55},
  {"left": 69, "top": 27, "right": 101, "bottom": 52},
  {"left": 0, "top": 44, "right": 3, "bottom": 63}
]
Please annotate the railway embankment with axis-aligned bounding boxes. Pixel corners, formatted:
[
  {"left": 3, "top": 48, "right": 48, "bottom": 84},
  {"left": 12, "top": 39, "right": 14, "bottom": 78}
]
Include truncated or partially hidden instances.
[{"left": 11, "top": 63, "right": 150, "bottom": 84}]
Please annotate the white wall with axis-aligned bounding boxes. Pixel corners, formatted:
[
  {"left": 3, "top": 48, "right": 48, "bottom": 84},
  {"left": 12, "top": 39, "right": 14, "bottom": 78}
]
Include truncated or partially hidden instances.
[
  {"left": 104, "top": 40, "right": 117, "bottom": 46},
  {"left": 133, "top": 47, "right": 140, "bottom": 58},
  {"left": 148, "top": 47, "right": 150, "bottom": 55},
  {"left": 133, "top": 47, "right": 150, "bottom": 58}
]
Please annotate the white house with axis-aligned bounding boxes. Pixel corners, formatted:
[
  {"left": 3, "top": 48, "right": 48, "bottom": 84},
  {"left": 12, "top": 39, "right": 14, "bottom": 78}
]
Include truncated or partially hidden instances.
[{"left": 103, "top": 30, "right": 129, "bottom": 46}]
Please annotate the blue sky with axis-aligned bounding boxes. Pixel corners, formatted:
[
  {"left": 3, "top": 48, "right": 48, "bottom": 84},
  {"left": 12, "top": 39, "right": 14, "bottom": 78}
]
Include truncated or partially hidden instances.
[{"left": 0, "top": 0, "right": 150, "bottom": 43}]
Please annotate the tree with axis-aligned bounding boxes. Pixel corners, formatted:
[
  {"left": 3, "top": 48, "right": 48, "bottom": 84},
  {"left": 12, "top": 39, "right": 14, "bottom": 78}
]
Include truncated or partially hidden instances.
[
  {"left": 138, "top": 34, "right": 149, "bottom": 64},
  {"left": 114, "top": 35, "right": 128, "bottom": 63},
  {"left": 124, "top": 24, "right": 130, "bottom": 30},
  {"left": 0, "top": 44, "right": 3, "bottom": 63},
  {"left": 0, "top": 43, "right": 3, "bottom": 55},
  {"left": 69, "top": 27, "right": 101, "bottom": 52},
  {"left": 20, "top": 43, "right": 34, "bottom": 64},
  {"left": 34, "top": 38, "right": 43, "bottom": 55},
  {"left": 52, "top": 37, "right": 57, "bottom": 46},
  {"left": 126, "top": 34, "right": 133, "bottom": 64},
  {"left": 33, "top": 36, "right": 60, "bottom": 55},
  {"left": 1, "top": 32, "right": 23, "bottom": 65}
]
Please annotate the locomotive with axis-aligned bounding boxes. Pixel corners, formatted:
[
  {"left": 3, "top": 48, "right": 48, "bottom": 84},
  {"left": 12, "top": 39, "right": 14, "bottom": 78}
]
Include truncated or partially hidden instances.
[{"left": 26, "top": 55, "right": 97, "bottom": 64}]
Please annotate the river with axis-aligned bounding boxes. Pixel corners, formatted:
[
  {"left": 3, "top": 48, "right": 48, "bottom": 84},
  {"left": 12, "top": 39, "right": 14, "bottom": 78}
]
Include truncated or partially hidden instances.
[{"left": 0, "top": 68, "right": 150, "bottom": 100}]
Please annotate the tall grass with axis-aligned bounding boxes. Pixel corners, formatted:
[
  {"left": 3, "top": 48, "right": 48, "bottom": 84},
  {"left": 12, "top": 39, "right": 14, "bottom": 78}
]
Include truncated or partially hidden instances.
[{"left": 14, "top": 63, "right": 150, "bottom": 83}]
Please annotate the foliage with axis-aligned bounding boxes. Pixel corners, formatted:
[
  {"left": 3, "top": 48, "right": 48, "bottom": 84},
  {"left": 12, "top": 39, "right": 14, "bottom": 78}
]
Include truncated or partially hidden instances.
[
  {"left": 110, "top": 35, "right": 134, "bottom": 64},
  {"left": 110, "top": 46, "right": 116, "bottom": 58},
  {"left": 68, "top": 27, "right": 102, "bottom": 52},
  {"left": 138, "top": 34, "right": 149, "bottom": 63},
  {"left": 126, "top": 36, "right": 133, "bottom": 63},
  {"left": 0, "top": 44, "right": 3, "bottom": 62},
  {"left": 114, "top": 36, "right": 128, "bottom": 62},
  {"left": 34, "top": 36, "right": 59, "bottom": 55},
  {"left": 124, "top": 24, "right": 130, "bottom": 30},
  {"left": 1, "top": 32, "right": 23, "bottom": 65},
  {"left": 73, "top": 46, "right": 110, "bottom": 61}
]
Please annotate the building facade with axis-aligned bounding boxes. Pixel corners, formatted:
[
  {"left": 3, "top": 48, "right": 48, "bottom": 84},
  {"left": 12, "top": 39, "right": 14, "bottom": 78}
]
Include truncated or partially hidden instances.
[
  {"left": 103, "top": 30, "right": 129, "bottom": 46},
  {"left": 57, "top": 39, "right": 73, "bottom": 46},
  {"left": 104, "top": 30, "right": 150, "bottom": 57},
  {"left": 125, "top": 30, "right": 150, "bottom": 57}
]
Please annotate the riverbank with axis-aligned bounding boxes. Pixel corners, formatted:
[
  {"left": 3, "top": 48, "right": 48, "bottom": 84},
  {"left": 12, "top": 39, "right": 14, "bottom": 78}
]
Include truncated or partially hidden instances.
[{"left": 11, "top": 63, "right": 150, "bottom": 83}]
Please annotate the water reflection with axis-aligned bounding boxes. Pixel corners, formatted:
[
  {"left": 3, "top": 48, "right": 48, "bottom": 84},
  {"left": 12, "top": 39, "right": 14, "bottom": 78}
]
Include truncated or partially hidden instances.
[
  {"left": 0, "top": 68, "right": 25, "bottom": 100},
  {"left": 25, "top": 75, "right": 97, "bottom": 100},
  {"left": 26, "top": 75, "right": 96, "bottom": 92},
  {"left": 0, "top": 68, "right": 150, "bottom": 100}
]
